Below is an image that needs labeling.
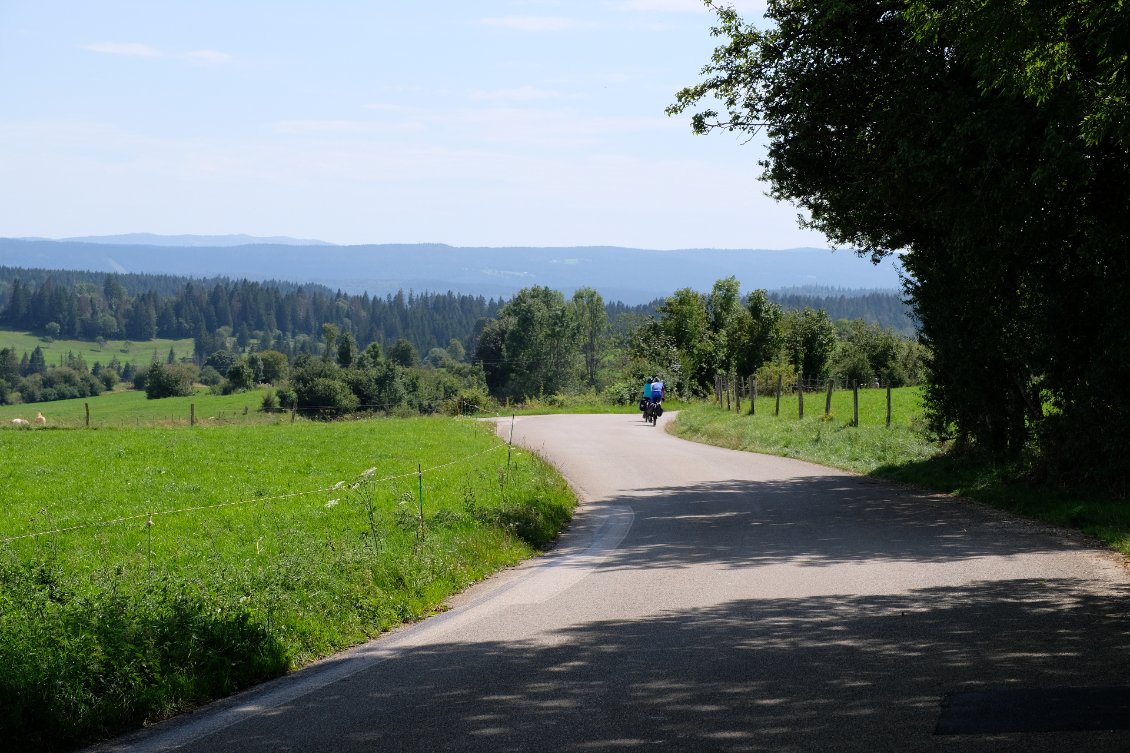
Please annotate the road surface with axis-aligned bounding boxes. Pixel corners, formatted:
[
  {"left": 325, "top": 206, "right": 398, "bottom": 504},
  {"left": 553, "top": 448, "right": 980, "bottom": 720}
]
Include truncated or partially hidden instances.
[{"left": 93, "top": 413, "right": 1130, "bottom": 752}]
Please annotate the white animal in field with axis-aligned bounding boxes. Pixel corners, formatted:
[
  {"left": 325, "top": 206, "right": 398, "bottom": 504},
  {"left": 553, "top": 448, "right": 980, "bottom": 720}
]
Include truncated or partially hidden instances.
[
  {"left": 34, "top": 412, "right": 46, "bottom": 426},
  {"left": 11, "top": 418, "right": 29, "bottom": 426}
]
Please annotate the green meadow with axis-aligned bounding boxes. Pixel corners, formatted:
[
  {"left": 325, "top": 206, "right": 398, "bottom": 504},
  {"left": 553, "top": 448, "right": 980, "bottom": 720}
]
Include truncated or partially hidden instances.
[
  {"left": 671, "top": 386, "right": 931, "bottom": 474},
  {"left": 0, "top": 328, "right": 195, "bottom": 368},
  {"left": 671, "top": 387, "right": 1130, "bottom": 557},
  {"left": 0, "top": 417, "right": 575, "bottom": 751},
  {"left": 0, "top": 385, "right": 276, "bottom": 428}
]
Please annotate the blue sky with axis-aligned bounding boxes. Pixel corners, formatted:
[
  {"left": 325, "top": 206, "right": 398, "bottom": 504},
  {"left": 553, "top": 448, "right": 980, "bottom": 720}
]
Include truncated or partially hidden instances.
[{"left": 0, "top": 1, "right": 831, "bottom": 249}]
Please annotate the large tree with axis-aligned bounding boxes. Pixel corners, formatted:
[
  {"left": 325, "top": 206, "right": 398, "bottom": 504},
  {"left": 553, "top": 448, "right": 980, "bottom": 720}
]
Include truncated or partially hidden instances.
[
  {"left": 670, "top": 0, "right": 1130, "bottom": 485},
  {"left": 570, "top": 287, "right": 609, "bottom": 389},
  {"left": 500, "top": 286, "right": 580, "bottom": 398}
]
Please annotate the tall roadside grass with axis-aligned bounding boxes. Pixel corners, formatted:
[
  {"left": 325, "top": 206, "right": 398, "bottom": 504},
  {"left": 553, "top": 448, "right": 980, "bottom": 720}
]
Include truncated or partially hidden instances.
[
  {"left": 0, "top": 417, "right": 574, "bottom": 752},
  {"left": 671, "top": 389, "right": 1130, "bottom": 557}
]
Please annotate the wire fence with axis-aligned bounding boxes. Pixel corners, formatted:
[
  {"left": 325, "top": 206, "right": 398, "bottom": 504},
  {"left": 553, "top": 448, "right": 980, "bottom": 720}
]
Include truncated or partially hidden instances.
[
  {"left": 1, "top": 443, "right": 511, "bottom": 547},
  {"left": 713, "top": 373, "right": 909, "bottom": 427},
  {"left": 0, "top": 397, "right": 496, "bottom": 430}
]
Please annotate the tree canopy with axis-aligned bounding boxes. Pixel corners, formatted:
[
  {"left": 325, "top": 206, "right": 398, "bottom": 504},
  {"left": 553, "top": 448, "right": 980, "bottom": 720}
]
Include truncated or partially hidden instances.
[{"left": 670, "top": 0, "right": 1130, "bottom": 488}]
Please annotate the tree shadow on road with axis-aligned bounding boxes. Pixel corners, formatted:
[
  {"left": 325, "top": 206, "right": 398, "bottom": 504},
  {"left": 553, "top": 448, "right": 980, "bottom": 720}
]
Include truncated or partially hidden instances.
[
  {"left": 576, "top": 475, "right": 1098, "bottom": 572},
  {"left": 202, "top": 577, "right": 1130, "bottom": 753}
]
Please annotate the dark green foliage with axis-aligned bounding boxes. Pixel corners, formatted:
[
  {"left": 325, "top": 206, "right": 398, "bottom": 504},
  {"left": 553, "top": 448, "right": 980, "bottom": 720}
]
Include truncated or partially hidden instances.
[
  {"left": 144, "top": 363, "right": 195, "bottom": 399},
  {"left": 389, "top": 338, "right": 419, "bottom": 368},
  {"left": 654, "top": 288, "right": 714, "bottom": 394},
  {"left": 26, "top": 346, "right": 46, "bottom": 375},
  {"left": 0, "top": 557, "right": 288, "bottom": 752},
  {"left": 670, "top": 0, "right": 1130, "bottom": 488},
  {"left": 0, "top": 348, "right": 19, "bottom": 403},
  {"left": 735, "top": 290, "right": 783, "bottom": 377},
  {"left": 300, "top": 377, "right": 360, "bottom": 415},
  {"left": 499, "top": 287, "right": 579, "bottom": 398},
  {"left": 780, "top": 308, "right": 836, "bottom": 382},
  {"left": 0, "top": 270, "right": 502, "bottom": 362},
  {"left": 336, "top": 332, "right": 358, "bottom": 368},
  {"left": 225, "top": 360, "right": 255, "bottom": 393},
  {"left": 260, "top": 389, "right": 279, "bottom": 411},
  {"left": 474, "top": 316, "right": 510, "bottom": 395},
  {"left": 344, "top": 360, "right": 407, "bottom": 411},
  {"left": 204, "top": 349, "right": 238, "bottom": 375},
  {"left": 17, "top": 367, "right": 103, "bottom": 403},
  {"left": 257, "top": 350, "right": 288, "bottom": 384}
]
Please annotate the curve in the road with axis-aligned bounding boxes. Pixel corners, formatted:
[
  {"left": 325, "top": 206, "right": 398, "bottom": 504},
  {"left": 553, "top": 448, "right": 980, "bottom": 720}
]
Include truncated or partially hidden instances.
[{"left": 89, "top": 413, "right": 1130, "bottom": 753}]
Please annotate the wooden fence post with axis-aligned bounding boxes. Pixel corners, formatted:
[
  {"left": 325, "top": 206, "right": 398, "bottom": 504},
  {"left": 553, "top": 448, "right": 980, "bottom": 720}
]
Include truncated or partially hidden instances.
[
  {"left": 749, "top": 376, "right": 756, "bottom": 416},
  {"left": 725, "top": 375, "right": 731, "bottom": 411},
  {"left": 190, "top": 403, "right": 195, "bottom": 427},
  {"left": 852, "top": 381, "right": 859, "bottom": 427},
  {"left": 291, "top": 401, "right": 298, "bottom": 423},
  {"left": 84, "top": 402, "right": 90, "bottom": 428},
  {"left": 735, "top": 374, "right": 741, "bottom": 413},
  {"left": 775, "top": 374, "right": 782, "bottom": 417},
  {"left": 825, "top": 378, "right": 834, "bottom": 418},
  {"left": 716, "top": 375, "right": 722, "bottom": 408},
  {"left": 886, "top": 382, "right": 892, "bottom": 428},
  {"left": 797, "top": 376, "right": 804, "bottom": 420}
]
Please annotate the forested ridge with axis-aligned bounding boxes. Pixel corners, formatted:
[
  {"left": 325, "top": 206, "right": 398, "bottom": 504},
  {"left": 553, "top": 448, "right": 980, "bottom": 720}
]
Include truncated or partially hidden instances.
[
  {"left": 0, "top": 266, "right": 919, "bottom": 415},
  {"left": 0, "top": 266, "right": 913, "bottom": 354},
  {"left": 0, "top": 267, "right": 503, "bottom": 355}
]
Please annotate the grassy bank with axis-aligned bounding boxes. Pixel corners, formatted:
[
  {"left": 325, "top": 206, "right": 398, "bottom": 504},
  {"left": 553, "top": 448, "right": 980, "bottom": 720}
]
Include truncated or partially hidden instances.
[
  {"left": 0, "top": 417, "right": 574, "bottom": 751},
  {"left": 670, "top": 391, "right": 1130, "bottom": 557}
]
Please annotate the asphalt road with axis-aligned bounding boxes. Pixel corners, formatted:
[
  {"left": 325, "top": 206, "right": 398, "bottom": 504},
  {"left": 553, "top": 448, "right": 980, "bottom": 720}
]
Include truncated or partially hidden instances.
[{"left": 93, "top": 413, "right": 1130, "bottom": 752}]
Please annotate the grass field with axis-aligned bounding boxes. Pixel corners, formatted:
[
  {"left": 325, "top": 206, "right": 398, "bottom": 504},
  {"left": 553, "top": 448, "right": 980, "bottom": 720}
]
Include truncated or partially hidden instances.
[
  {"left": 671, "top": 388, "right": 1130, "bottom": 557},
  {"left": 0, "top": 417, "right": 575, "bottom": 751},
  {"left": 671, "top": 386, "right": 931, "bottom": 473},
  {"left": 0, "top": 328, "right": 195, "bottom": 368},
  {"left": 0, "top": 385, "right": 277, "bottom": 428}
]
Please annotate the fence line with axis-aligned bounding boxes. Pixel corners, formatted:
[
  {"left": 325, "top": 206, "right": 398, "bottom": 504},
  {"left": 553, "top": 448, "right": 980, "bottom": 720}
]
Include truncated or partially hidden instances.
[
  {"left": 714, "top": 373, "right": 904, "bottom": 427},
  {"left": 1, "top": 444, "right": 509, "bottom": 545}
]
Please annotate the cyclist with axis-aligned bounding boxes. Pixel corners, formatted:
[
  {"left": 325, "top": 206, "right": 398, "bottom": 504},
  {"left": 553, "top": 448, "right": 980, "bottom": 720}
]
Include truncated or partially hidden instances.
[
  {"left": 650, "top": 377, "right": 665, "bottom": 412},
  {"left": 640, "top": 377, "right": 654, "bottom": 413}
]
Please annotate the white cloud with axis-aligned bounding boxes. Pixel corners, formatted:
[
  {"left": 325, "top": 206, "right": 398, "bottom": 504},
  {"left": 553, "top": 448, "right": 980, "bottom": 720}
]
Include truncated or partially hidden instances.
[
  {"left": 471, "top": 85, "right": 559, "bottom": 102},
  {"left": 478, "top": 16, "right": 585, "bottom": 31},
  {"left": 187, "top": 49, "right": 233, "bottom": 65},
  {"left": 83, "top": 42, "right": 160, "bottom": 57}
]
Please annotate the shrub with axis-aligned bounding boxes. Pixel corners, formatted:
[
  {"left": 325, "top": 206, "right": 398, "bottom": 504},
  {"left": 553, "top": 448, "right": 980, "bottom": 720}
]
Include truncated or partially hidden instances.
[
  {"left": 144, "top": 364, "right": 196, "bottom": 399},
  {"left": 260, "top": 390, "right": 279, "bottom": 412},
  {"left": 198, "top": 365, "right": 223, "bottom": 387},
  {"left": 602, "top": 380, "right": 639, "bottom": 406},
  {"left": 274, "top": 385, "right": 296, "bottom": 409},
  {"left": 297, "top": 377, "right": 359, "bottom": 416},
  {"left": 439, "top": 385, "right": 495, "bottom": 415},
  {"left": 225, "top": 361, "right": 255, "bottom": 393}
]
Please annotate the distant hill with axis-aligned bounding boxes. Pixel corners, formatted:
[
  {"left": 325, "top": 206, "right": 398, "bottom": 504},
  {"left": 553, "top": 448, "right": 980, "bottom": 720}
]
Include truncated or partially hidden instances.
[
  {"left": 0, "top": 238, "right": 903, "bottom": 305},
  {"left": 59, "top": 233, "right": 336, "bottom": 247}
]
